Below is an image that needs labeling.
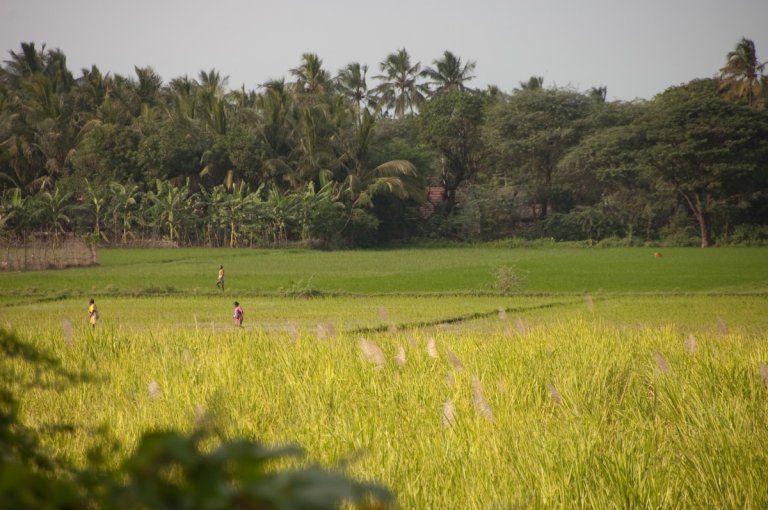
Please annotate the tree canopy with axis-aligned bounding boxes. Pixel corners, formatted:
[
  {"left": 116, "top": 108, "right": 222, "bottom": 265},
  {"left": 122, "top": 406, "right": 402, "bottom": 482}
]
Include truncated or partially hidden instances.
[{"left": 1, "top": 38, "right": 766, "bottom": 247}]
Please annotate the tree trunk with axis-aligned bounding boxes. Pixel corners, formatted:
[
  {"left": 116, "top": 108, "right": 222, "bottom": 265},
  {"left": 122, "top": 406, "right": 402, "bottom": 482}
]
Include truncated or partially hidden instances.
[
  {"left": 695, "top": 210, "right": 713, "bottom": 247},
  {"left": 680, "top": 190, "right": 713, "bottom": 248}
]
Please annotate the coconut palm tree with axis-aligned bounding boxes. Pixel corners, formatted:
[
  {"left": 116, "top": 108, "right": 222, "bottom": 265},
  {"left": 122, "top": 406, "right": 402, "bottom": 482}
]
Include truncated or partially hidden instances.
[
  {"left": 373, "top": 48, "right": 428, "bottom": 118},
  {"left": 338, "top": 109, "right": 422, "bottom": 209},
  {"left": 1, "top": 42, "right": 46, "bottom": 86},
  {"left": 421, "top": 50, "right": 476, "bottom": 96},
  {"left": 719, "top": 37, "right": 767, "bottom": 108},
  {"left": 517, "top": 76, "right": 544, "bottom": 91},
  {"left": 290, "top": 53, "right": 331, "bottom": 95},
  {"left": 335, "top": 62, "right": 376, "bottom": 114},
  {"left": 197, "top": 69, "right": 229, "bottom": 135}
]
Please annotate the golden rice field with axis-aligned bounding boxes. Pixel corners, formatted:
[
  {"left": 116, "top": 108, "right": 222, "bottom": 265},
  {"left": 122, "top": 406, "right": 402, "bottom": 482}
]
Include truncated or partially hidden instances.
[{"left": 3, "top": 292, "right": 768, "bottom": 508}]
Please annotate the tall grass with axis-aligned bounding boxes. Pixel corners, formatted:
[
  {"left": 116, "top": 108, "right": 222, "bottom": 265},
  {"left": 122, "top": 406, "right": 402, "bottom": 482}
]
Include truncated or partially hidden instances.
[{"left": 5, "top": 296, "right": 768, "bottom": 508}]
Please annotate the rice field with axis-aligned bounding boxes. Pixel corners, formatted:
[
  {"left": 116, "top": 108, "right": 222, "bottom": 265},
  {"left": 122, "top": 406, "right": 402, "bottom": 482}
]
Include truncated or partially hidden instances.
[{"left": 2, "top": 247, "right": 768, "bottom": 508}]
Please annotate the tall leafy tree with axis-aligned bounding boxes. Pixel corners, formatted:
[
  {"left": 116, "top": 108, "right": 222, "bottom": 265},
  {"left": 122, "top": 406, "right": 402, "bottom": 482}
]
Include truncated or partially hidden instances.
[
  {"left": 635, "top": 80, "right": 768, "bottom": 246},
  {"left": 719, "top": 37, "right": 767, "bottom": 108},
  {"left": 484, "top": 88, "right": 593, "bottom": 219},
  {"left": 419, "top": 90, "right": 488, "bottom": 214},
  {"left": 565, "top": 80, "right": 768, "bottom": 247}
]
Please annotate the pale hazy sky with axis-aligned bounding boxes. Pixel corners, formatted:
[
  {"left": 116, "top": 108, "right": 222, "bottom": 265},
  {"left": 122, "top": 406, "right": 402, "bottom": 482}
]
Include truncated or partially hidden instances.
[{"left": 1, "top": 0, "right": 766, "bottom": 101}]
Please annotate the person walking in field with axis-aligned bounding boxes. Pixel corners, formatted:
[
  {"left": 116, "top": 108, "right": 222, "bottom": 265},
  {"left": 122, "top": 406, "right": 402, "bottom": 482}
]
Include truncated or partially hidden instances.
[
  {"left": 216, "top": 265, "right": 225, "bottom": 292},
  {"left": 88, "top": 298, "right": 99, "bottom": 329},
  {"left": 233, "top": 301, "right": 244, "bottom": 327}
]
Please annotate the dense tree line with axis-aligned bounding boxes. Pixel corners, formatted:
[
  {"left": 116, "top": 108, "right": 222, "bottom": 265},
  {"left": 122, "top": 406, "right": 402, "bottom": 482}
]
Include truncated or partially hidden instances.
[{"left": 1, "top": 39, "right": 766, "bottom": 248}]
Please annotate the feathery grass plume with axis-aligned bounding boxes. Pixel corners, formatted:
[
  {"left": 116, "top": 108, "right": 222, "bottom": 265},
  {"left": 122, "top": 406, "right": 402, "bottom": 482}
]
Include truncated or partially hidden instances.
[
  {"left": 685, "top": 333, "right": 698, "bottom": 354},
  {"left": 717, "top": 316, "right": 729, "bottom": 335},
  {"left": 195, "top": 405, "right": 208, "bottom": 428},
  {"left": 585, "top": 294, "right": 594, "bottom": 312},
  {"left": 498, "top": 308, "right": 513, "bottom": 336},
  {"left": 395, "top": 345, "right": 406, "bottom": 368},
  {"left": 148, "top": 380, "right": 161, "bottom": 400},
  {"left": 379, "top": 306, "right": 398, "bottom": 333},
  {"left": 759, "top": 363, "right": 768, "bottom": 386},
  {"left": 182, "top": 348, "right": 193, "bottom": 364},
  {"left": 446, "top": 371, "right": 456, "bottom": 389},
  {"left": 515, "top": 317, "right": 526, "bottom": 335},
  {"left": 471, "top": 375, "right": 494, "bottom": 422},
  {"left": 427, "top": 336, "right": 439, "bottom": 358},
  {"left": 497, "top": 378, "right": 507, "bottom": 394},
  {"left": 287, "top": 323, "right": 299, "bottom": 342},
  {"left": 317, "top": 323, "right": 337, "bottom": 340},
  {"left": 62, "top": 318, "right": 74, "bottom": 347},
  {"left": 407, "top": 333, "right": 418, "bottom": 349},
  {"left": 194, "top": 314, "right": 198, "bottom": 331},
  {"left": 446, "top": 349, "right": 464, "bottom": 371},
  {"left": 359, "top": 338, "right": 386, "bottom": 369},
  {"left": 655, "top": 352, "right": 670, "bottom": 374},
  {"left": 211, "top": 321, "right": 215, "bottom": 333},
  {"left": 547, "top": 383, "right": 562, "bottom": 405},
  {"left": 442, "top": 399, "right": 457, "bottom": 428}
]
